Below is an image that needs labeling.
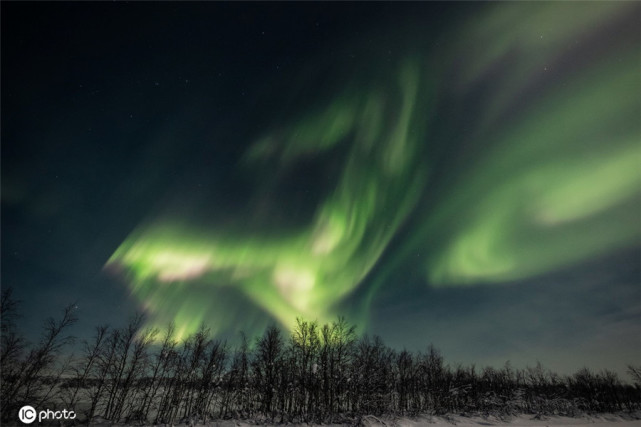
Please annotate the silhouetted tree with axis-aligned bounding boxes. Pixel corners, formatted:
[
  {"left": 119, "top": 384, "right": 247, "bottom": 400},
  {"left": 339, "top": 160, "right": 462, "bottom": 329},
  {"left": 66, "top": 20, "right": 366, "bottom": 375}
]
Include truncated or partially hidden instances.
[
  {"left": 2, "top": 303, "right": 640, "bottom": 423},
  {"left": 65, "top": 325, "right": 109, "bottom": 410},
  {"left": 252, "top": 324, "right": 283, "bottom": 421}
]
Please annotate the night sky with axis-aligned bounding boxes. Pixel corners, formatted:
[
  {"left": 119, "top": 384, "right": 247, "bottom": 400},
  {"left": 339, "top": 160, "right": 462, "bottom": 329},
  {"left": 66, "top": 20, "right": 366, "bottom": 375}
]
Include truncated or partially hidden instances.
[{"left": 2, "top": 2, "right": 640, "bottom": 378}]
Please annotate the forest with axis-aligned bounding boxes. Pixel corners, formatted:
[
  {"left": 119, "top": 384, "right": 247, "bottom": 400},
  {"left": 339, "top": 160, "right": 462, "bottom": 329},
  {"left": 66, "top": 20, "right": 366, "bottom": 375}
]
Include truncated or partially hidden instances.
[{"left": 1, "top": 288, "right": 640, "bottom": 425}]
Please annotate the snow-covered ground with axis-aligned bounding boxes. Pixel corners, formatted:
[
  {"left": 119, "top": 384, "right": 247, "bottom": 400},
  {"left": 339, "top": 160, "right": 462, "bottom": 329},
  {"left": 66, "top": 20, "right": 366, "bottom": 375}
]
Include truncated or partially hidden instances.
[
  {"left": 363, "top": 413, "right": 641, "bottom": 427},
  {"left": 88, "top": 412, "right": 641, "bottom": 427}
]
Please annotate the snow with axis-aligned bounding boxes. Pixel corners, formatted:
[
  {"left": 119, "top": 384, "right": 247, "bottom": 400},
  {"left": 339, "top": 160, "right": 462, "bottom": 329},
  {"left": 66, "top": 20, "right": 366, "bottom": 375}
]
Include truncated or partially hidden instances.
[
  {"left": 88, "top": 412, "right": 641, "bottom": 427},
  {"left": 359, "top": 414, "right": 641, "bottom": 427}
]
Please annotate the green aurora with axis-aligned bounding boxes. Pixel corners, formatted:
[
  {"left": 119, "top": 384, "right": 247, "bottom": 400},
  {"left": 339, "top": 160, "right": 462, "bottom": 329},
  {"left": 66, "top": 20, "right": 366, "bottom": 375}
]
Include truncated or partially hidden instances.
[{"left": 107, "top": 2, "right": 640, "bottom": 341}]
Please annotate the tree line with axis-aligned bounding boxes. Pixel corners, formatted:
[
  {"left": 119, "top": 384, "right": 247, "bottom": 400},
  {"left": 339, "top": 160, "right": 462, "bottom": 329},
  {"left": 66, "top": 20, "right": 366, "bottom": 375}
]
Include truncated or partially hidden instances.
[{"left": 1, "top": 288, "right": 640, "bottom": 424}]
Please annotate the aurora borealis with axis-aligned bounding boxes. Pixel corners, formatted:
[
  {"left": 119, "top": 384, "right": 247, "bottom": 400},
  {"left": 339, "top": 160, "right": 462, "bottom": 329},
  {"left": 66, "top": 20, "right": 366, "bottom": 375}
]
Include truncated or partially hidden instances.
[
  {"left": 2, "top": 2, "right": 640, "bottom": 375},
  {"left": 105, "top": 59, "right": 430, "bottom": 337}
]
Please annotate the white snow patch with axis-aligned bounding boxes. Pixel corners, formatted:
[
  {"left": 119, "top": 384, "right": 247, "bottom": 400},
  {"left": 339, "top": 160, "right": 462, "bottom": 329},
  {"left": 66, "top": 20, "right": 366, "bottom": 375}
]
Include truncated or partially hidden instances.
[{"left": 91, "top": 413, "right": 640, "bottom": 427}]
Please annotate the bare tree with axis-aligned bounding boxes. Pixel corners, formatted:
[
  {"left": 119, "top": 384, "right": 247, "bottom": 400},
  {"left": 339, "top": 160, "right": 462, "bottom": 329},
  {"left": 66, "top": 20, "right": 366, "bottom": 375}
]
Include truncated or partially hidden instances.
[
  {"left": 112, "top": 325, "right": 157, "bottom": 421},
  {"left": 0, "top": 288, "right": 26, "bottom": 420},
  {"left": 193, "top": 339, "right": 227, "bottom": 421},
  {"left": 87, "top": 327, "right": 120, "bottom": 421},
  {"left": 2, "top": 302, "right": 640, "bottom": 422},
  {"left": 628, "top": 365, "right": 641, "bottom": 386},
  {"left": 1, "top": 302, "right": 77, "bottom": 421},
  {"left": 103, "top": 313, "right": 144, "bottom": 421},
  {"left": 65, "top": 325, "right": 109, "bottom": 412},
  {"left": 139, "top": 321, "right": 177, "bottom": 422},
  {"left": 252, "top": 324, "right": 283, "bottom": 421}
]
